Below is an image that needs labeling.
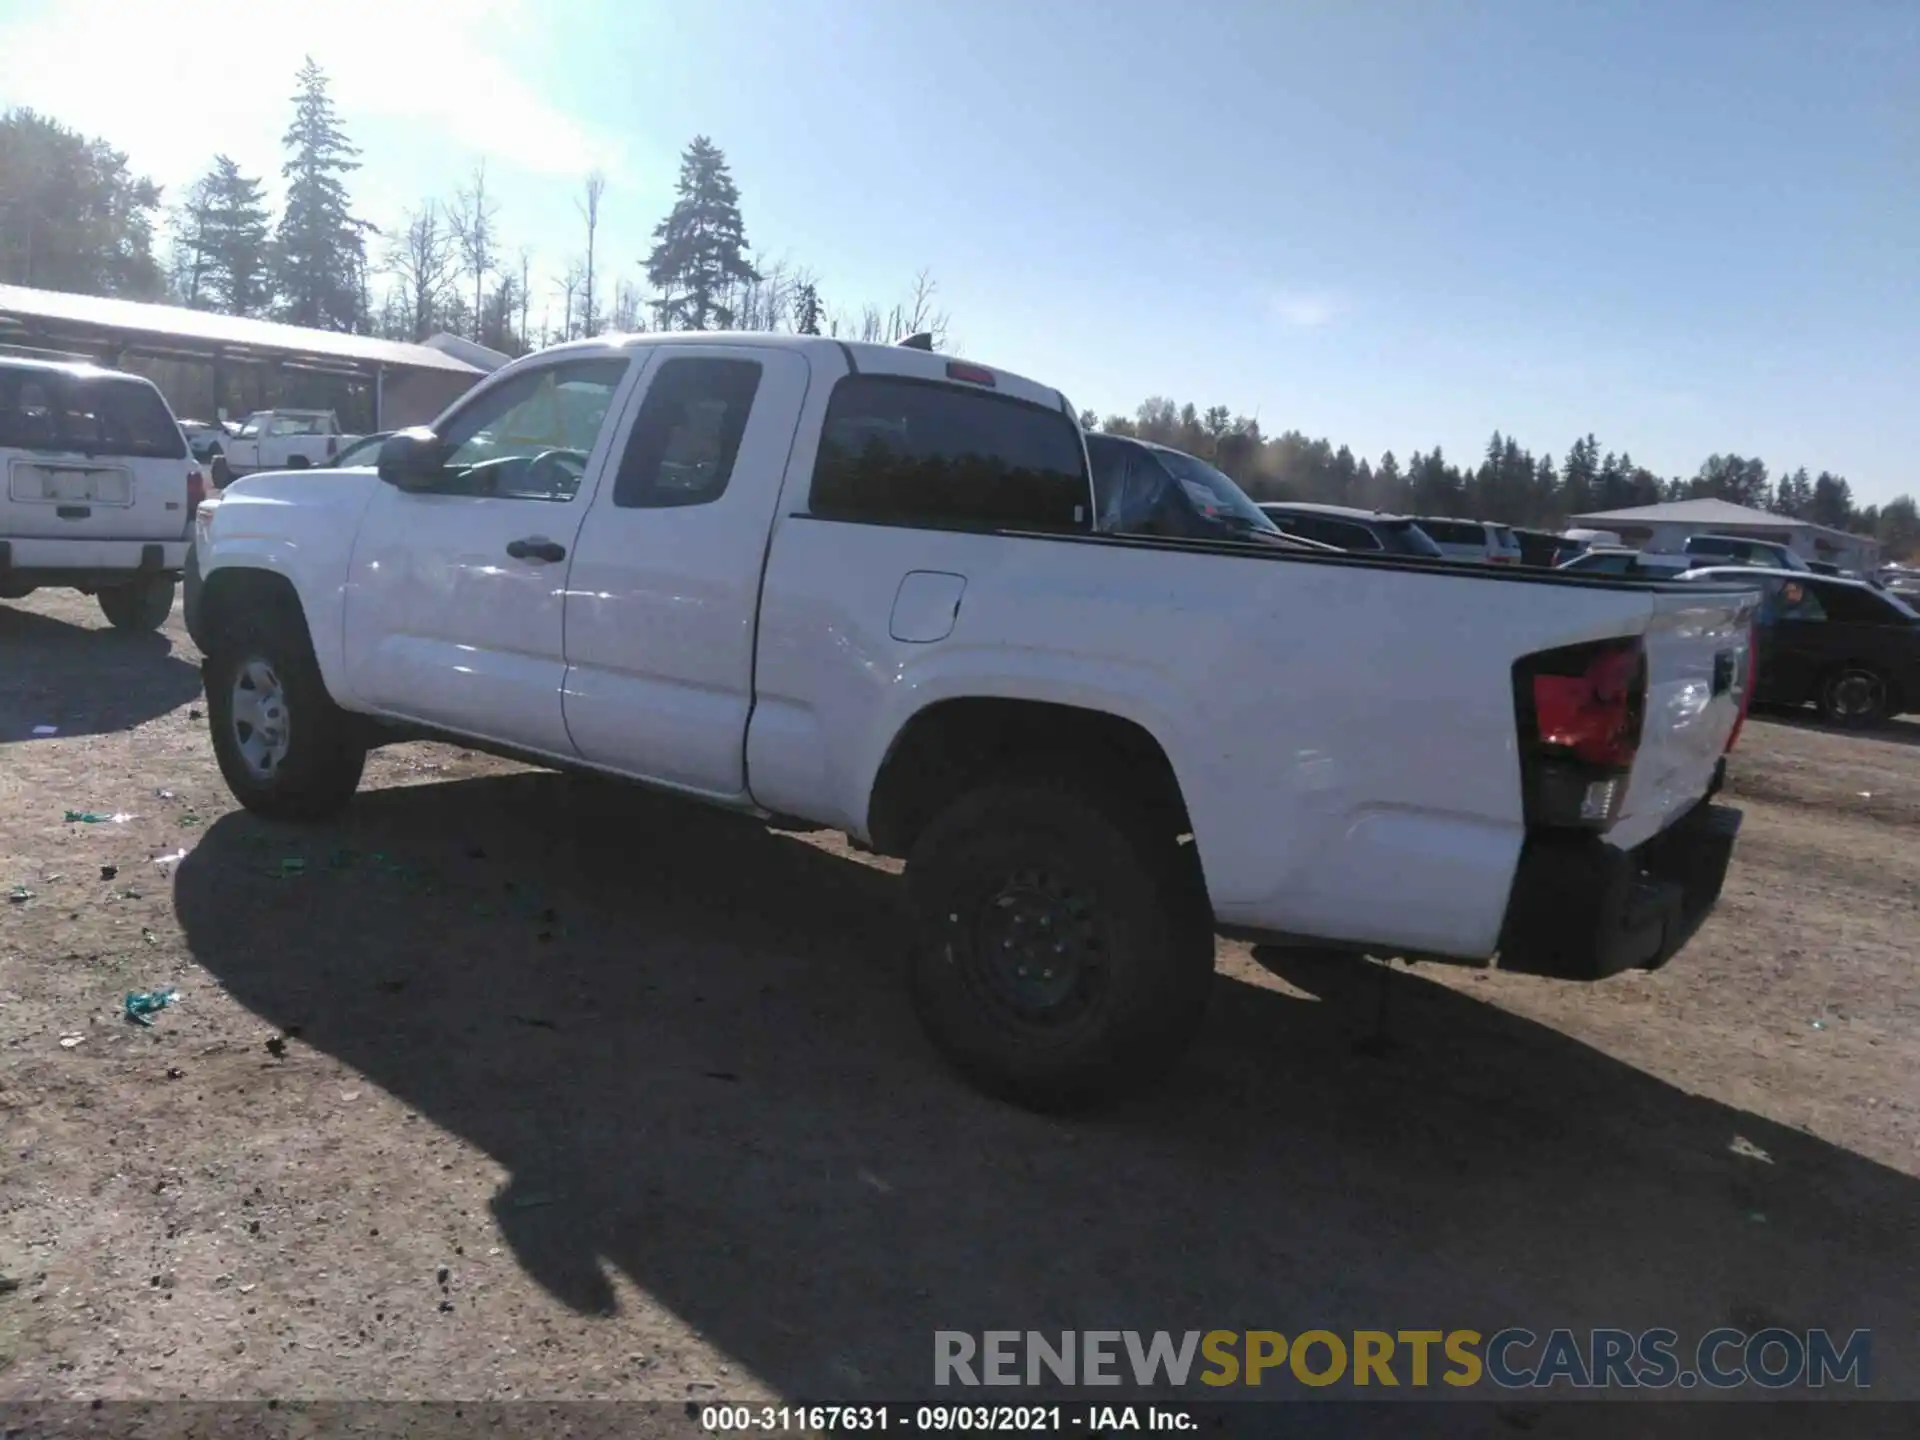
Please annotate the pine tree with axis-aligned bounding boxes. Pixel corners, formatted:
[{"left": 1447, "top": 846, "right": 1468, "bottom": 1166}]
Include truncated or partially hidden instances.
[
  {"left": 194, "top": 155, "right": 272, "bottom": 315},
  {"left": 1809, "top": 472, "right": 1854, "bottom": 530},
  {"left": 646, "top": 136, "right": 759, "bottom": 330},
  {"left": 793, "top": 280, "right": 824, "bottom": 335},
  {"left": 1773, "top": 466, "right": 1813, "bottom": 518},
  {"left": 1561, "top": 435, "right": 1600, "bottom": 516},
  {"left": 272, "top": 58, "right": 368, "bottom": 330}
]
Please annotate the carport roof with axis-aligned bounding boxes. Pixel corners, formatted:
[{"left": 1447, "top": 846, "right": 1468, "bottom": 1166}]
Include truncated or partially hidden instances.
[
  {"left": 1571, "top": 497, "right": 1871, "bottom": 548},
  {"left": 0, "top": 284, "right": 483, "bottom": 376}
]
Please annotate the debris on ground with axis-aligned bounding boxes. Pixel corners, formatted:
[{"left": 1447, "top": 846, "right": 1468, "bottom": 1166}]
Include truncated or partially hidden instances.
[
  {"left": 187, "top": 708, "right": 202, "bottom": 721},
  {"left": 266, "top": 1035, "right": 288, "bottom": 1058},
  {"left": 100, "top": 865, "right": 118, "bottom": 880},
  {"left": 58, "top": 1033, "right": 86, "bottom": 1049},
  {"left": 278, "top": 858, "right": 306, "bottom": 878},
  {"left": 64, "top": 810, "right": 133, "bottom": 824},
  {"left": 124, "top": 988, "right": 179, "bottom": 1026},
  {"left": 9, "top": 885, "right": 32, "bottom": 904},
  {"left": 152, "top": 849, "right": 189, "bottom": 867},
  {"left": 1729, "top": 1136, "right": 1773, "bottom": 1164},
  {"left": 155, "top": 788, "right": 176, "bottom": 800}
]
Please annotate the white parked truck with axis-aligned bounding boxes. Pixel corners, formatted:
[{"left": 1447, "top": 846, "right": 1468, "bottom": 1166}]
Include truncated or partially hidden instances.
[
  {"left": 190, "top": 333, "right": 1758, "bottom": 1107},
  {"left": 216, "top": 408, "right": 356, "bottom": 481}
]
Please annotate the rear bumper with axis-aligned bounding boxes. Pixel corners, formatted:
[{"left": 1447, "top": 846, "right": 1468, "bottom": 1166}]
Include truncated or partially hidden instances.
[
  {"left": 0, "top": 537, "right": 188, "bottom": 589},
  {"left": 1495, "top": 798, "right": 1743, "bottom": 981}
]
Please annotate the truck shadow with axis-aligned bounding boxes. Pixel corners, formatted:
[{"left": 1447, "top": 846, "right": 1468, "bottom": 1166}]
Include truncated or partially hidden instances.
[
  {"left": 0, "top": 600, "right": 203, "bottom": 741},
  {"left": 172, "top": 772, "right": 1919, "bottom": 1406}
]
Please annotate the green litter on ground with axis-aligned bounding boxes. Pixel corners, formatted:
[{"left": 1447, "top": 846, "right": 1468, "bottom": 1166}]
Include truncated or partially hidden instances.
[{"left": 124, "top": 988, "right": 178, "bottom": 1026}]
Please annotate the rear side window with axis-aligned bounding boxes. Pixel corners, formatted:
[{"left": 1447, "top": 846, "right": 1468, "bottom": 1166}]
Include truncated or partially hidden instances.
[
  {"left": 809, "top": 376, "right": 1089, "bottom": 532},
  {"left": 0, "top": 370, "right": 186, "bottom": 460},
  {"left": 613, "top": 357, "right": 763, "bottom": 508}
]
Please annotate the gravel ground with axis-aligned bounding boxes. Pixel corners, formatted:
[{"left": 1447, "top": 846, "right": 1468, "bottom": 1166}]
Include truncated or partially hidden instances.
[{"left": 2, "top": 587, "right": 1916, "bottom": 1428}]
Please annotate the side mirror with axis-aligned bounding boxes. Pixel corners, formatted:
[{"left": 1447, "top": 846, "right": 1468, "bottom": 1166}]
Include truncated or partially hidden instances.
[{"left": 377, "top": 428, "right": 447, "bottom": 491}]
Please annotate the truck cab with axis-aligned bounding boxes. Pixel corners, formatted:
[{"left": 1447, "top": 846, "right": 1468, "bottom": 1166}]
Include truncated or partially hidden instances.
[{"left": 220, "top": 409, "right": 352, "bottom": 480}]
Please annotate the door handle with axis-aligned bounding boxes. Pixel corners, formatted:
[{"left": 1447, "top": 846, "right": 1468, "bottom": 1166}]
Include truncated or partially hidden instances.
[{"left": 505, "top": 537, "right": 566, "bottom": 563}]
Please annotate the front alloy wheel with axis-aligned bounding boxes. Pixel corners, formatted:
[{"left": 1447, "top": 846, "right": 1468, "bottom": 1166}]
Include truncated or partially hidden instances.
[{"left": 228, "top": 657, "right": 293, "bottom": 780}]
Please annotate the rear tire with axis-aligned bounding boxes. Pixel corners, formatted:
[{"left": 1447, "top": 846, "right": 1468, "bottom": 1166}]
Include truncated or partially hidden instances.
[
  {"left": 209, "top": 449, "right": 229, "bottom": 487},
  {"left": 904, "top": 781, "right": 1215, "bottom": 1111},
  {"left": 1816, "top": 665, "right": 1892, "bottom": 728},
  {"left": 286, "top": 455, "right": 310, "bottom": 470},
  {"left": 205, "top": 611, "right": 365, "bottom": 820},
  {"left": 97, "top": 574, "right": 176, "bottom": 631}
]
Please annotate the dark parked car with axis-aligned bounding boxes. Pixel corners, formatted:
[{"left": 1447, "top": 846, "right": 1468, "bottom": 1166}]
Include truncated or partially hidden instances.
[
  {"left": 1256, "top": 502, "right": 1446, "bottom": 557},
  {"left": 1683, "top": 532, "right": 1811, "bottom": 573},
  {"left": 1680, "top": 565, "right": 1920, "bottom": 726},
  {"left": 1085, "top": 434, "right": 1330, "bottom": 549}
]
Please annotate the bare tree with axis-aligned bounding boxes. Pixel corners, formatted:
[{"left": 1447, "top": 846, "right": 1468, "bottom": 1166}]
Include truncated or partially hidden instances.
[
  {"left": 516, "top": 248, "right": 533, "bottom": 352},
  {"left": 576, "top": 170, "right": 606, "bottom": 338},
  {"left": 733, "top": 256, "right": 795, "bottom": 332},
  {"left": 555, "top": 260, "right": 584, "bottom": 341},
  {"left": 899, "top": 268, "right": 951, "bottom": 346},
  {"left": 449, "top": 159, "right": 500, "bottom": 342},
  {"left": 610, "top": 279, "right": 644, "bottom": 333},
  {"left": 385, "top": 201, "right": 458, "bottom": 341}
]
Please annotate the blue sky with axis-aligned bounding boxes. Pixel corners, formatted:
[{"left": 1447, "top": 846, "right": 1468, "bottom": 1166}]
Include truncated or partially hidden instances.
[{"left": 1, "top": 0, "right": 1914, "bottom": 501}]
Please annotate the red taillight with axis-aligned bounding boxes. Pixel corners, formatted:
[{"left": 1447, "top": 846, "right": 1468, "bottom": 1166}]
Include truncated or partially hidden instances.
[
  {"left": 186, "top": 467, "right": 207, "bottom": 510},
  {"left": 1532, "top": 639, "right": 1646, "bottom": 767},
  {"left": 1724, "top": 619, "right": 1758, "bottom": 754},
  {"left": 945, "top": 361, "right": 997, "bottom": 388}
]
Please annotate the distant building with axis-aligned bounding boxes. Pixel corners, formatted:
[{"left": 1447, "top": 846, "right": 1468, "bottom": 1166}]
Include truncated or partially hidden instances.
[
  {"left": 1570, "top": 498, "right": 1880, "bottom": 573},
  {"left": 0, "top": 284, "right": 487, "bottom": 433}
]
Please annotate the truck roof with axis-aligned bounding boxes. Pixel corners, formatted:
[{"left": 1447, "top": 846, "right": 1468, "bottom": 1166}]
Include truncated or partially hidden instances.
[{"left": 533, "top": 332, "right": 1073, "bottom": 415}]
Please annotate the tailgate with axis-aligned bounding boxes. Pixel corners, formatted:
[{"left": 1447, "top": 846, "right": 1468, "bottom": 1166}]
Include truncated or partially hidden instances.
[
  {"left": 5, "top": 453, "right": 187, "bottom": 540},
  {"left": 1612, "top": 584, "right": 1758, "bottom": 848}
]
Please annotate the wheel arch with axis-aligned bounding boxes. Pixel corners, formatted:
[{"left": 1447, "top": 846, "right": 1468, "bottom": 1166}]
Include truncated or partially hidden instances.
[{"left": 865, "top": 696, "right": 1196, "bottom": 862}]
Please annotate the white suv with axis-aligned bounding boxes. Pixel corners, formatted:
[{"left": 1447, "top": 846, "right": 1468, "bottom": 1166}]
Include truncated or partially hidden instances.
[
  {"left": 1417, "top": 516, "right": 1524, "bottom": 565},
  {"left": 0, "top": 356, "right": 201, "bottom": 630}
]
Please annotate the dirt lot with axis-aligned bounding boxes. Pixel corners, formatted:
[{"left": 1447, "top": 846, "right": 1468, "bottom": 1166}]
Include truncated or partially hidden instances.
[{"left": 2, "top": 587, "right": 1917, "bottom": 1418}]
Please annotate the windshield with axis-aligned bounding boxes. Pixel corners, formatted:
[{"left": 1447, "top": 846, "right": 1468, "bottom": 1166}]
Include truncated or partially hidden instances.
[
  {"left": 1151, "top": 450, "right": 1280, "bottom": 533},
  {"left": 0, "top": 369, "right": 187, "bottom": 460}
]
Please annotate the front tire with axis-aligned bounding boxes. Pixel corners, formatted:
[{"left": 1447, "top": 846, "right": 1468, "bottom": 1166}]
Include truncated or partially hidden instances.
[
  {"left": 905, "top": 781, "right": 1215, "bottom": 1111},
  {"left": 1816, "top": 665, "right": 1892, "bottom": 728},
  {"left": 182, "top": 545, "right": 208, "bottom": 653},
  {"left": 97, "top": 574, "right": 176, "bottom": 630},
  {"left": 205, "top": 612, "right": 366, "bottom": 820}
]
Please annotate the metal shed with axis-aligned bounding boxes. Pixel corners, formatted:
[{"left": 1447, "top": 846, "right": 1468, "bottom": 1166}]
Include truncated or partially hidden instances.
[
  {"left": 0, "top": 284, "right": 485, "bottom": 432},
  {"left": 1570, "top": 498, "right": 1881, "bottom": 573}
]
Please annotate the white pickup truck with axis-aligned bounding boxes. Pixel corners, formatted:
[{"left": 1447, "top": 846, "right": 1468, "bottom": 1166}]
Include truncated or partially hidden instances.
[
  {"left": 190, "top": 334, "right": 1758, "bottom": 1108},
  {"left": 215, "top": 409, "right": 356, "bottom": 481}
]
